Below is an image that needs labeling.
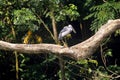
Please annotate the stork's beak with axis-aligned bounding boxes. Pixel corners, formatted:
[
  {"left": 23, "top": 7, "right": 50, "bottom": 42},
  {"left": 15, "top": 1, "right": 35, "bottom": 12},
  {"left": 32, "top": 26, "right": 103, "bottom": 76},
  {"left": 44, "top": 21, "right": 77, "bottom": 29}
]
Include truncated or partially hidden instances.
[{"left": 72, "top": 27, "right": 76, "bottom": 33}]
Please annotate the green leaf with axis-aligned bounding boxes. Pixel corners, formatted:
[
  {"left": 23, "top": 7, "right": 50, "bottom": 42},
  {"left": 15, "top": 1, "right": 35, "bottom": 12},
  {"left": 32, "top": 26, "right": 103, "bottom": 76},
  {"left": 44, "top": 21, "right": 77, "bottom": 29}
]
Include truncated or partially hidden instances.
[
  {"left": 84, "top": 13, "right": 95, "bottom": 20},
  {"left": 13, "top": 8, "right": 39, "bottom": 31},
  {"left": 85, "top": 2, "right": 118, "bottom": 32},
  {"left": 115, "top": 29, "right": 120, "bottom": 36},
  {"left": 77, "top": 59, "right": 88, "bottom": 65},
  {"left": 88, "top": 59, "right": 98, "bottom": 66},
  {"left": 88, "top": 68, "right": 92, "bottom": 73},
  {"left": 105, "top": 49, "right": 112, "bottom": 57}
]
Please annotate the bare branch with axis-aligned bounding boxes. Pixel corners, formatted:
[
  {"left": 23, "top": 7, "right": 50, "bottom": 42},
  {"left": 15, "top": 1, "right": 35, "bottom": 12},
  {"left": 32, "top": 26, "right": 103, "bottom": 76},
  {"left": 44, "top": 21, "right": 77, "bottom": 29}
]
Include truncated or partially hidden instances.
[
  {"left": 0, "top": 41, "right": 76, "bottom": 58},
  {"left": 0, "top": 19, "right": 120, "bottom": 60}
]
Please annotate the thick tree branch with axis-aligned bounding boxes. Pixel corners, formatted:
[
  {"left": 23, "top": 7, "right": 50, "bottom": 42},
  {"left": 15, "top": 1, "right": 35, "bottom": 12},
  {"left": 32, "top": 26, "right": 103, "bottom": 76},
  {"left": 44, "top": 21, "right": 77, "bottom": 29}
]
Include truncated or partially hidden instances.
[{"left": 0, "top": 19, "right": 120, "bottom": 60}]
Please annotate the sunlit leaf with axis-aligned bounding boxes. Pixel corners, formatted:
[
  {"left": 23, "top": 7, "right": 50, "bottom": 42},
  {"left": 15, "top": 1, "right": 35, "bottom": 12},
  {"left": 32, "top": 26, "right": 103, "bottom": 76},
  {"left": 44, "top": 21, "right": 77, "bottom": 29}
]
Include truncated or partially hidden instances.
[
  {"left": 105, "top": 49, "right": 112, "bottom": 57},
  {"left": 77, "top": 59, "right": 88, "bottom": 65},
  {"left": 88, "top": 59, "right": 98, "bottom": 66}
]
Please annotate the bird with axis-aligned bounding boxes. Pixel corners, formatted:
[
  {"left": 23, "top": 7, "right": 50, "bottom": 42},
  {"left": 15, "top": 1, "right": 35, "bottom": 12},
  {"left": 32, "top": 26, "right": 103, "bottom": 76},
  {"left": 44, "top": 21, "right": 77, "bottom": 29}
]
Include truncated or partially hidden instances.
[
  {"left": 58, "top": 24, "right": 76, "bottom": 40},
  {"left": 58, "top": 24, "right": 76, "bottom": 47}
]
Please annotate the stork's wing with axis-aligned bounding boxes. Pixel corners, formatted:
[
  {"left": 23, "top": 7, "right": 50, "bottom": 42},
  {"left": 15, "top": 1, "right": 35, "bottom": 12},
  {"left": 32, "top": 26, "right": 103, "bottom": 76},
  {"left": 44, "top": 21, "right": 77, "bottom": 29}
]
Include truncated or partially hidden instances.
[
  {"left": 58, "top": 26, "right": 68, "bottom": 40},
  {"left": 59, "top": 26, "right": 68, "bottom": 33}
]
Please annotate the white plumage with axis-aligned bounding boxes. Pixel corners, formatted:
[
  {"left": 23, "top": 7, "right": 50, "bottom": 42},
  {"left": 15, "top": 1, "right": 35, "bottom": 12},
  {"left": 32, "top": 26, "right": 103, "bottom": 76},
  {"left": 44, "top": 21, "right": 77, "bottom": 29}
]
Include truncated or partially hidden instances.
[{"left": 58, "top": 24, "right": 76, "bottom": 40}]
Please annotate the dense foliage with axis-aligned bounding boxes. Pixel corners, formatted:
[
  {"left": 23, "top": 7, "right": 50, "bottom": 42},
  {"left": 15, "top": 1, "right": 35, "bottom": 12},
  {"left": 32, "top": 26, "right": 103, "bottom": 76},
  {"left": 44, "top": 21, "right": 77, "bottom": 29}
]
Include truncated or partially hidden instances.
[{"left": 0, "top": 0, "right": 120, "bottom": 80}]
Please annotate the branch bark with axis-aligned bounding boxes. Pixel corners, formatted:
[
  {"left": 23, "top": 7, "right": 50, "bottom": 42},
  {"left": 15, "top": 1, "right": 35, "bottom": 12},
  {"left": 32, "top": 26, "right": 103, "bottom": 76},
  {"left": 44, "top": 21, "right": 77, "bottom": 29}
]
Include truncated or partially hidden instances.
[{"left": 0, "top": 19, "right": 120, "bottom": 60}]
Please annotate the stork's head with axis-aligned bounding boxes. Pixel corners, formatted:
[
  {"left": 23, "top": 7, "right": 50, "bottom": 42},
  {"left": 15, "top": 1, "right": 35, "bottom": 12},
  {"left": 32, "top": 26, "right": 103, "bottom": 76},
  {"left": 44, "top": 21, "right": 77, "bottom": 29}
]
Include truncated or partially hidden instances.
[{"left": 68, "top": 24, "right": 76, "bottom": 33}]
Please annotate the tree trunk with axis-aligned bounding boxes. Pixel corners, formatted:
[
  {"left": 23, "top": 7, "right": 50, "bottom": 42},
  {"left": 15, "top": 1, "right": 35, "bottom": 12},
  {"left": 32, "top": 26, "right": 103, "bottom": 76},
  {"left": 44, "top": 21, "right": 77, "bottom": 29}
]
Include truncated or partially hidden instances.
[
  {"left": 51, "top": 11, "right": 58, "bottom": 43},
  {"left": 51, "top": 11, "right": 65, "bottom": 80}
]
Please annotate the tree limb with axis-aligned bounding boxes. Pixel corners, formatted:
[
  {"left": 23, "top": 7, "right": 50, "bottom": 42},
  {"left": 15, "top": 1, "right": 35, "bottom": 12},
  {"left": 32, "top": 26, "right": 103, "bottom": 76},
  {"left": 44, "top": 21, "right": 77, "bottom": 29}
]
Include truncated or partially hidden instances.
[{"left": 0, "top": 19, "right": 120, "bottom": 60}]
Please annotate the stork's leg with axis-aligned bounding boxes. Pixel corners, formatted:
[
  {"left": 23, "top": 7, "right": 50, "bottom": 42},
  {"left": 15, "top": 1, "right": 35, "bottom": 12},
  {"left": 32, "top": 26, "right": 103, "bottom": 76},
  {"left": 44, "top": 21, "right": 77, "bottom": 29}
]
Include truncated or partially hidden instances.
[
  {"left": 64, "top": 37, "right": 68, "bottom": 47},
  {"left": 62, "top": 40, "right": 68, "bottom": 48}
]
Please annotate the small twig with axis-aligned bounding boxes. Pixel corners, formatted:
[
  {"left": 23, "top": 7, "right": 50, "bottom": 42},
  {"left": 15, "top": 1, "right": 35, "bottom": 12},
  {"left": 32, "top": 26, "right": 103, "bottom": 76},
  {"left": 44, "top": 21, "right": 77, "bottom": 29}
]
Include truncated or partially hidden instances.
[
  {"left": 100, "top": 45, "right": 118, "bottom": 76},
  {"left": 30, "top": 8, "right": 56, "bottom": 41},
  {"left": 113, "top": 75, "right": 120, "bottom": 79}
]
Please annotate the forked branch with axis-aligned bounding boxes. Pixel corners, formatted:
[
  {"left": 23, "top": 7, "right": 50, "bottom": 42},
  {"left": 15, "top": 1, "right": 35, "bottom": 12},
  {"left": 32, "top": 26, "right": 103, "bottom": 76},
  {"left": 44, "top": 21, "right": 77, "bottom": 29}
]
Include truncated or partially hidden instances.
[{"left": 0, "top": 19, "right": 120, "bottom": 60}]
